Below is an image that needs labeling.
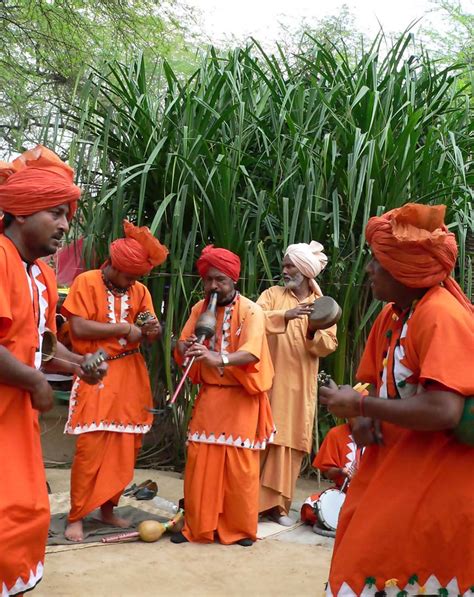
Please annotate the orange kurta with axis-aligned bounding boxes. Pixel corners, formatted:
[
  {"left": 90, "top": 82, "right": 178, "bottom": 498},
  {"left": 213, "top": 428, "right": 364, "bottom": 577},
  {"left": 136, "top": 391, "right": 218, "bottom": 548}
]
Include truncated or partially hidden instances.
[
  {"left": 62, "top": 270, "right": 155, "bottom": 521},
  {"left": 0, "top": 235, "right": 56, "bottom": 595},
  {"left": 327, "top": 286, "right": 474, "bottom": 596},
  {"left": 177, "top": 294, "right": 275, "bottom": 543}
]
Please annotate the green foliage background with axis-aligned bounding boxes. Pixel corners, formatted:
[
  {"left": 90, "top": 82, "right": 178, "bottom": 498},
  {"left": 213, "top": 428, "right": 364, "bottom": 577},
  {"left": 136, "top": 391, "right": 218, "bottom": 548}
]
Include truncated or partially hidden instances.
[{"left": 35, "top": 31, "right": 473, "bottom": 467}]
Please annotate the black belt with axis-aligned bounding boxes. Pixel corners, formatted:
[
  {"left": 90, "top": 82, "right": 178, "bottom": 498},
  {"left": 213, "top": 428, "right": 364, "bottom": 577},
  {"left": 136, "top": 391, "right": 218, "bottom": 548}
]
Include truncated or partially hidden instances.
[{"left": 107, "top": 348, "right": 140, "bottom": 361}]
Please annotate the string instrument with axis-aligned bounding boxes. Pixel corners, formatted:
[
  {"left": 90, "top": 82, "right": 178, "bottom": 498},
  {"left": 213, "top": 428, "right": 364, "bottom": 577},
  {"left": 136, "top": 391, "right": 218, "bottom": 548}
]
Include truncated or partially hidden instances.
[
  {"left": 41, "top": 328, "right": 108, "bottom": 374},
  {"left": 167, "top": 292, "right": 218, "bottom": 407},
  {"left": 101, "top": 510, "right": 184, "bottom": 544},
  {"left": 308, "top": 296, "right": 342, "bottom": 331}
]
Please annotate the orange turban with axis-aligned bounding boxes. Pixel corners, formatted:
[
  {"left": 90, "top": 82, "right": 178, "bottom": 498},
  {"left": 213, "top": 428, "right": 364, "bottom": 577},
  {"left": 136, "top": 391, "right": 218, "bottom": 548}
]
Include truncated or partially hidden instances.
[
  {"left": 366, "top": 203, "right": 472, "bottom": 312},
  {"left": 109, "top": 220, "right": 168, "bottom": 276},
  {"left": 0, "top": 145, "right": 81, "bottom": 226},
  {"left": 196, "top": 245, "right": 241, "bottom": 282}
]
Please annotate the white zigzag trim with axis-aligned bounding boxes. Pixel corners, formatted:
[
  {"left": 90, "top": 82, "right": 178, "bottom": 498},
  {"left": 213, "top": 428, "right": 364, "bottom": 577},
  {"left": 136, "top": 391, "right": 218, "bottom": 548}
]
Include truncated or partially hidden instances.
[
  {"left": 2, "top": 561, "right": 44, "bottom": 596},
  {"left": 187, "top": 429, "right": 276, "bottom": 450},
  {"left": 327, "top": 575, "right": 468, "bottom": 596},
  {"left": 64, "top": 378, "right": 149, "bottom": 435},
  {"left": 66, "top": 422, "right": 151, "bottom": 435}
]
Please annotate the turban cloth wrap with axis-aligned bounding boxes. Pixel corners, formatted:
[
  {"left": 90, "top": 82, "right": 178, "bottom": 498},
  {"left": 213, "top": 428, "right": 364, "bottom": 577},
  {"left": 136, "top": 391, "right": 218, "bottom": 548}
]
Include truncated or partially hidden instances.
[
  {"left": 0, "top": 145, "right": 81, "bottom": 231},
  {"left": 109, "top": 220, "right": 168, "bottom": 276},
  {"left": 196, "top": 245, "right": 241, "bottom": 282},
  {"left": 284, "top": 241, "right": 328, "bottom": 295},
  {"left": 366, "top": 203, "right": 472, "bottom": 313}
]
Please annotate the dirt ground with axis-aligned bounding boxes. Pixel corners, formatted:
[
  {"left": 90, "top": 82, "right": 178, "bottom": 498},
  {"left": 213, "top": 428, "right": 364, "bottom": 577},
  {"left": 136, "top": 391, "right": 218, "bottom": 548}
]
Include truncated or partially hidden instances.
[{"left": 38, "top": 468, "right": 334, "bottom": 597}]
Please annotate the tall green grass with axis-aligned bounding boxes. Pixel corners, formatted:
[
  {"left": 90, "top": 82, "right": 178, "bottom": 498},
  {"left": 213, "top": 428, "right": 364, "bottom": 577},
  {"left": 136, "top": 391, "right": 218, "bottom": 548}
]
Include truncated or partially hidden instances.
[{"left": 45, "top": 33, "right": 473, "bottom": 466}]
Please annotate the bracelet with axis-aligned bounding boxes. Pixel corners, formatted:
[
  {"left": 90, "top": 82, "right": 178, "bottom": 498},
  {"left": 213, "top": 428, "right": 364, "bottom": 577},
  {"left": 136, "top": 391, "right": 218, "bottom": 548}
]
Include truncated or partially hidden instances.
[{"left": 359, "top": 393, "right": 367, "bottom": 417}]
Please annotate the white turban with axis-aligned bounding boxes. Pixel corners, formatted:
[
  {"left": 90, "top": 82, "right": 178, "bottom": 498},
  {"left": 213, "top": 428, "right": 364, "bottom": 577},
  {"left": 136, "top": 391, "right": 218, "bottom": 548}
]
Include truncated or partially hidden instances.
[{"left": 284, "top": 241, "right": 328, "bottom": 295}]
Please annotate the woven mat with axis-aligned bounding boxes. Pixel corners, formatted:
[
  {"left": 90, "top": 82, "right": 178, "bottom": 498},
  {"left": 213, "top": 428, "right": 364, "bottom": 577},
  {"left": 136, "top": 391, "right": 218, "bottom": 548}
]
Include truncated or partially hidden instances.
[{"left": 47, "top": 492, "right": 173, "bottom": 552}]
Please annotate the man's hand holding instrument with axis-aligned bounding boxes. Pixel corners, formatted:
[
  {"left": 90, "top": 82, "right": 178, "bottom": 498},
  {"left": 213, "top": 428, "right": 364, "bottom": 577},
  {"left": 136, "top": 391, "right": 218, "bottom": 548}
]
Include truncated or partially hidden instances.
[{"left": 167, "top": 292, "right": 218, "bottom": 407}]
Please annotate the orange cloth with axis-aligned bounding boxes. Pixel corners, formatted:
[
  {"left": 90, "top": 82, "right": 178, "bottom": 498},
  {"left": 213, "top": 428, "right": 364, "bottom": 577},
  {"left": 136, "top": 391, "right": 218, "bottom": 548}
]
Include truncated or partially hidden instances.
[
  {"left": 69, "top": 432, "right": 142, "bottom": 522},
  {"left": 176, "top": 293, "right": 274, "bottom": 542},
  {"left": 326, "top": 286, "right": 474, "bottom": 596},
  {"left": 366, "top": 203, "right": 472, "bottom": 312},
  {"left": 301, "top": 424, "right": 357, "bottom": 525},
  {"left": 0, "top": 234, "right": 57, "bottom": 595},
  {"left": 62, "top": 270, "right": 155, "bottom": 434},
  {"left": 62, "top": 270, "right": 156, "bottom": 520},
  {"left": 182, "top": 443, "right": 260, "bottom": 543},
  {"left": 0, "top": 145, "right": 81, "bottom": 225},
  {"left": 109, "top": 220, "right": 168, "bottom": 276},
  {"left": 195, "top": 245, "right": 241, "bottom": 282}
]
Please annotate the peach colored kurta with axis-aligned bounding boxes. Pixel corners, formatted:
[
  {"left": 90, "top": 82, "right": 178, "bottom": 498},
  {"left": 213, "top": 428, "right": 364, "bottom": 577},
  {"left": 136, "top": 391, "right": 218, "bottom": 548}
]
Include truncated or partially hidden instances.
[
  {"left": 257, "top": 285, "right": 338, "bottom": 453},
  {"left": 257, "top": 285, "right": 338, "bottom": 514},
  {"left": 0, "top": 235, "right": 56, "bottom": 596}
]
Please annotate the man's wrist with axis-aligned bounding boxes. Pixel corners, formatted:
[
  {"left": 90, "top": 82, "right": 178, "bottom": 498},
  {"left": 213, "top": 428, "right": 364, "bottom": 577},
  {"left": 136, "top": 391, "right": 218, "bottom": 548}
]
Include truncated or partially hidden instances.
[{"left": 221, "top": 353, "right": 230, "bottom": 367}]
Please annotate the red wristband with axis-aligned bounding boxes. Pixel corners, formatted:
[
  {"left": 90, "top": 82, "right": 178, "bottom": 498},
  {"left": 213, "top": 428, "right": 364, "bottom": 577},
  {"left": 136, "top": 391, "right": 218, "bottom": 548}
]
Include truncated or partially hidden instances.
[{"left": 359, "top": 393, "right": 367, "bottom": 417}]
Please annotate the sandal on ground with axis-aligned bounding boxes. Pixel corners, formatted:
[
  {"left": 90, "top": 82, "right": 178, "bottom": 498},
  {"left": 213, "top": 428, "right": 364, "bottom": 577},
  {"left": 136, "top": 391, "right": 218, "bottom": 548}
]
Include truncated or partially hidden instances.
[
  {"left": 135, "top": 481, "right": 158, "bottom": 500},
  {"left": 170, "top": 532, "right": 189, "bottom": 544}
]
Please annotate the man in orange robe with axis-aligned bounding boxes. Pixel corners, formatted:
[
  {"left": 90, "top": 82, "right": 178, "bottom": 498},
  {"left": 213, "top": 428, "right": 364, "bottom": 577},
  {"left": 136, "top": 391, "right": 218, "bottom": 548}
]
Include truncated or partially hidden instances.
[
  {"left": 172, "top": 245, "right": 275, "bottom": 546},
  {"left": 300, "top": 422, "right": 360, "bottom": 526},
  {"left": 0, "top": 146, "right": 105, "bottom": 595},
  {"left": 258, "top": 241, "right": 338, "bottom": 525},
  {"left": 63, "top": 220, "right": 168, "bottom": 542},
  {"left": 320, "top": 203, "right": 474, "bottom": 596}
]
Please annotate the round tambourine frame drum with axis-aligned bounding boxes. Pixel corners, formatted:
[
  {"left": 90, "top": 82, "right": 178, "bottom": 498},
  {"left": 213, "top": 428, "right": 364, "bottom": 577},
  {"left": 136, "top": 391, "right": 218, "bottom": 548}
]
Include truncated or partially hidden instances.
[
  {"left": 309, "top": 296, "right": 342, "bottom": 331},
  {"left": 315, "top": 488, "right": 346, "bottom": 532}
]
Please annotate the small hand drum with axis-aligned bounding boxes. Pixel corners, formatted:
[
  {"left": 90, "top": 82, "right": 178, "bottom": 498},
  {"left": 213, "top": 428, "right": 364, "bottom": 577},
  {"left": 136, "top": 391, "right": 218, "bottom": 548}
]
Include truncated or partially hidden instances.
[
  {"left": 454, "top": 397, "right": 474, "bottom": 447},
  {"left": 315, "top": 488, "right": 346, "bottom": 532},
  {"left": 309, "top": 296, "right": 342, "bottom": 331}
]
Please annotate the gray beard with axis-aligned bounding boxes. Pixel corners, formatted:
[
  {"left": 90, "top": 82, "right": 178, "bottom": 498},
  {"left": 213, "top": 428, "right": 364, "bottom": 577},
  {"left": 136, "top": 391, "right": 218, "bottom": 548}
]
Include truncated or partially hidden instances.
[{"left": 284, "top": 272, "right": 305, "bottom": 289}]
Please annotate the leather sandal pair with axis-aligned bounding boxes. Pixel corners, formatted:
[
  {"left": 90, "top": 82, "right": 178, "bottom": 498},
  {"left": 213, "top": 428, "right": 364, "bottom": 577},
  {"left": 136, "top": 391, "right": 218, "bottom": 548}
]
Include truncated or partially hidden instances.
[{"left": 123, "top": 479, "right": 158, "bottom": 500}]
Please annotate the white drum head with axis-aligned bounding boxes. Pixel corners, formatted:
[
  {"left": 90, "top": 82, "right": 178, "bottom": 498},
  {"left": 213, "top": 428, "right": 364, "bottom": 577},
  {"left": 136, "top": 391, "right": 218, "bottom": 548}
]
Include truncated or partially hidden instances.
[{"left": 316, "top": 488, "right": 346, "bottom": 531}]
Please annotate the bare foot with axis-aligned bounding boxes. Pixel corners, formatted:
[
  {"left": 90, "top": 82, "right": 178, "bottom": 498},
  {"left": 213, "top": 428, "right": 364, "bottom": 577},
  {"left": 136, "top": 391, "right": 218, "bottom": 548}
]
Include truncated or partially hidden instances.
[
  {"left": 100, "top": 502, "right": 131, "bottom": 528},
  {"left": 65, "top": 520, "right": 84, "bottom": 542}
]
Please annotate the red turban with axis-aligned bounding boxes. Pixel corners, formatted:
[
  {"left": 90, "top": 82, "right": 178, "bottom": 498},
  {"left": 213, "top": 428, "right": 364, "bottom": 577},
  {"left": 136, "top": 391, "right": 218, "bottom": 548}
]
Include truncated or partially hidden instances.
[
  {"left": 366, "top": 203, "right": 472, "bottom": 312},
  {"left": 196, "top": 245, "right": 241, "bottom": 282},
  {"left": 0, "top": 145, "right": 81, "bottom": 227},
  {"left": 109, "top": 220, "right": 168, "bottom": 276}
]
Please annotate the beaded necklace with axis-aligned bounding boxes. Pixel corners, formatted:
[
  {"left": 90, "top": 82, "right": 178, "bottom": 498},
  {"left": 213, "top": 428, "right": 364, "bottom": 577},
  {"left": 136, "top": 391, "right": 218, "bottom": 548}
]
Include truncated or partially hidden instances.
[{"left": 101, "top": 269, "right": 130, "bottom": 297}]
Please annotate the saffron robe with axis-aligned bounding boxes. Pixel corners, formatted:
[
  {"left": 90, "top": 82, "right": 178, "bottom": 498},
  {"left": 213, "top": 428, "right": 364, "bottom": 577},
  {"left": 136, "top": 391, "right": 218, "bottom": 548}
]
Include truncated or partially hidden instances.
[
  {"left": 177, "top": 294, "right": 275, "bottom": 543},
  {"left": 301, "top": 423, "right": 357, "bottom": 525},
  {"left": 327, "top": 285, "right": 474, "bottom": 597},
  {"left": 0, "top": 235, "right": 56, "bottom": 595},
  {"left": 257, "top": 286, "right": 338, "bottom": 513},
  {"left": 62, "top": 270, "right": 155, "bottom": 521}
]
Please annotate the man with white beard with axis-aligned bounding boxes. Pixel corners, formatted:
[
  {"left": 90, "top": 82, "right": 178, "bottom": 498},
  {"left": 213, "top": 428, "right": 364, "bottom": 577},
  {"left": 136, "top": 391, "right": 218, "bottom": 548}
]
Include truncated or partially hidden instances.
[{"left": 257, "top": 242, "right": 338, "bottom": 525}]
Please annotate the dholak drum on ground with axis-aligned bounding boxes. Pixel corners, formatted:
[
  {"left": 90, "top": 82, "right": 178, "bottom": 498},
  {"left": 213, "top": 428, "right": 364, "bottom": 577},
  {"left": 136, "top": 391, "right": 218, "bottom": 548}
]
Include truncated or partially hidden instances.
[{"left": 315, "top": 488, "right": 346, "bottom": 532}]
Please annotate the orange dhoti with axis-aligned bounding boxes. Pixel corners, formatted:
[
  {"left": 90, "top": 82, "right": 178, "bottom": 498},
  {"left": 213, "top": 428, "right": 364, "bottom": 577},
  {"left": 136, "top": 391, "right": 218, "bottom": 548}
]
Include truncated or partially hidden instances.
[
  {"left": 68, "top": 431, "right": 142, "bottom": 522},
  {"left": 183, "top": 443, "right": 260, "bottom": 544}
]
